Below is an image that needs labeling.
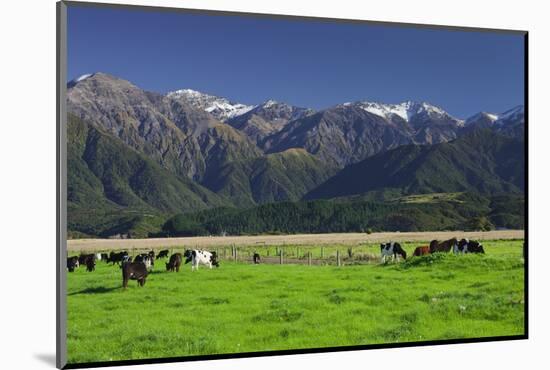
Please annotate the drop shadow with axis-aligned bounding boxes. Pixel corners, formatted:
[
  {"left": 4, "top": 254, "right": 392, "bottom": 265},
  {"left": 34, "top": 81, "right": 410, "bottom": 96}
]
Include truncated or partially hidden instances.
[{"left": 33, "top": 353, "right": 56, "bottom": 367}]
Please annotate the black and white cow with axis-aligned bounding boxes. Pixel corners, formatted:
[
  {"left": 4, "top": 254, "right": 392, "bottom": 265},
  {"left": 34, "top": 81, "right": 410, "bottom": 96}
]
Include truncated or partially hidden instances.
[
  {"left": 67, "top": 256, "right": 79, "bottom": 272},
  {"left": 183, "top": 250, "right": 219, "bottom": 271},
  {"left": 455, "top": 239, "right": 485, "bottom": 254},
  {"left": 134, "top": 254, "right": 153, "bottom": 271},
  {"left": 380, "top": 242, "right": 407, "bottom": 263}
]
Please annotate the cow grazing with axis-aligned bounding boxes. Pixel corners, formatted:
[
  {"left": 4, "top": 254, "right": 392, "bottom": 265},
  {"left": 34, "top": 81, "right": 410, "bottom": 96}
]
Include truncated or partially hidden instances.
[
  {"left": 122, "top": 262, "right": 148, "bottom": 288},
  {"left": 253, "top": 252, "right": 261, "bottom": 264},
  {"left": 429, "top": 238, "right": 458, "bottom": 253},
  {"left": 78, "top": 253, "right": 95, "bottom": 265},
  {"left": 100, "top": 253, "right": 109, "bottom": 262},
  {"left": 109, "top": 251, "right": 129, "bottom": 265},
  {"left": 456, "top": 239, "right": 485, "bottom": 254},
  {"left": 85, "top": 255, "right": 96, "bottom": 272},
  {"left": 67, "top": 256, "right": 79, "bottom": 272},
  {"left": 156, "top": 250, "right": 169, "bottom": 260},
  {"left": 148, "top": 250, "right": 155, "bottom": 260},
  {"left": 183, "top": 250, "right": 219, "bottom": 270},
  {"left": 380, "top": 242, "right": 407, "bottom": 263},
  {"left": 413, "top": 246, "right": 431, "bottom": 257},
  {"left": 166, "top": 253, "right": 182, "bottom": 272}
]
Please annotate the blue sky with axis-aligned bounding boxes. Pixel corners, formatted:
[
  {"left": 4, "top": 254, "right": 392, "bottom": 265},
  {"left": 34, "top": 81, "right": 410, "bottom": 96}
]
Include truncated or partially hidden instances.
[{"left": 67, "top": 5, "right": 525, "bottom": 118}]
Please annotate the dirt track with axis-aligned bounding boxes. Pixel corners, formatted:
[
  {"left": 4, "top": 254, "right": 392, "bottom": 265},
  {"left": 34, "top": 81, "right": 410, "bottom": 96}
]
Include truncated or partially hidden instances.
[{"left": 67, "top": 230, "right": 524, "bottom": 252}]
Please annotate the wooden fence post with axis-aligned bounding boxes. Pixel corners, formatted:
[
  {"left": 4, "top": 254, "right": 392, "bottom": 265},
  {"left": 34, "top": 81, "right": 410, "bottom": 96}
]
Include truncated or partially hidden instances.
[
  {"left": 279, "top": 249, "right": 283, "bottom": 265},
  {"left": 337, "top": 250, "right": 341, "bottom": 267},
  {"left": 234, "top": 247, "right": 238, "bottom": 262}
]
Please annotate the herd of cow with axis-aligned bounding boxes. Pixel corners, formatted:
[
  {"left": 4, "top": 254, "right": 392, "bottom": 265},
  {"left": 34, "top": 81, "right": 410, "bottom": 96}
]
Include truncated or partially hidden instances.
[
  {"left": 380, "top": 237, "right": 485, "bottom": 262},
  {"left": 67, "top": 249, "right": 220, "bottom": 288},
  {"left": 67, "top": 237, "right": 484, "bottom": 288}
]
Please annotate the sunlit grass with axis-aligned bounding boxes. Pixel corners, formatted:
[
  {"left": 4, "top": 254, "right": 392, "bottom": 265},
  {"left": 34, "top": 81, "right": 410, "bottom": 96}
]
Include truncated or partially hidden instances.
[{"left": 66, "top": 240, "right": 525, "bottom": 364}]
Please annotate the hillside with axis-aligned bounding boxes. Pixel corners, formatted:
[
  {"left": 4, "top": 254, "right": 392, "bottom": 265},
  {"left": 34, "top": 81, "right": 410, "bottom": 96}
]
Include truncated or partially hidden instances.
[
  {"left": 67, "top": 114, "right": 231, "bottom": 237},
  {"left": 202, "top": 148, "right": 337, "bottom": 206},
  {"left": 305, "top": 128, "right": 524, "bottom": 200},
  {"left": 67, "top": 73, "right": 262, "bottom": 181}
]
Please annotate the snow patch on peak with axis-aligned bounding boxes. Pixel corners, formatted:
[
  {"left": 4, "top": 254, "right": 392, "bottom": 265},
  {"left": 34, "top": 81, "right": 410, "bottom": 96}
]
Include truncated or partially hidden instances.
[
  {"left": 167, "top": 88, "right": 203, "bottom": 98},
  {"left": 358, "top": 100, "right": 452, "bottom": 122},
  {"left": 262, "top": 99, "right": 279, "bottom": 108},
  {"left": 75, "top": 73, "right": 93, "bottom": 82},
  {"left": 166, "top": 88, "right": 255, "bottom": 121},
  {"left": 68, "top": 73, "right": 94, "bottom": 86},
  {"left": 499, "top": 105, "right": 524, "bottom": 120},
  {"left": 495, "top": 105, "right": 524, "bottom": 126},
  {"left": 465, "top": 112, "right": 499, "bottom": 125}
]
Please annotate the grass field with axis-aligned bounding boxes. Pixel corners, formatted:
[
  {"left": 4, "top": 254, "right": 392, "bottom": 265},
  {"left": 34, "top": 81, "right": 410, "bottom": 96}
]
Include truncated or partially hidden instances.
[{"left": 66, "top": 239, "right": 525, "bottom": 364}]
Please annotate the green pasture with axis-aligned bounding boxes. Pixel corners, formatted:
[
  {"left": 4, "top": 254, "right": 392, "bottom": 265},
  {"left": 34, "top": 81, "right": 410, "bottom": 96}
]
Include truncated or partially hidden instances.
[{"left": 66, "top": 240, "right": 525, "bottom": 364}]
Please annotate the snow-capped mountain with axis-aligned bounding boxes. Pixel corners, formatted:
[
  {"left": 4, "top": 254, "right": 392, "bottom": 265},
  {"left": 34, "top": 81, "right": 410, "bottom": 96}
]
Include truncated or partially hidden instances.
[
  {"left": 495, "top": 105, "right": 524, "bottom": 125},
  {"left": 465, "top": 106, "right": 524, "bottom": 126},
  {"left": 356, "top": 100, "right": 461, "bottom": 125},
  {"left": 167, "top": 89, "right": 255, "bottom": 122},
  {"left": 462, "top": 106, "right": 524, "bottom": 138},
  {"left": 226, "top": 99, "right": 314, "bottom": 146},
  {"left": 465, "top": 112, "right": 499, "bottom": 125},
  {"left": 67, "top": 73, "right": 95, "bottom": 88}
]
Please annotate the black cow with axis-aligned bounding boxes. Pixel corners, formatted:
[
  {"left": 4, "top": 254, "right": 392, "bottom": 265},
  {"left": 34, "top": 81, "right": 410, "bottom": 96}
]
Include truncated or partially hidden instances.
[
  {"left": 380, "top": 242, "right": 407, "bottom": 262},
  {"left": 78, "top": 253, "right": 95, "bottom": 265},
  {"left": 109, "top": 251, "right": 129, "bottom": 265},
  {"left": 148, "top": 250, "right": 155, "bottom": 260},
  {"left": 456, "top": 239, "right": 485, "bottom": 254},
  {"left": 100, "top": 253, "right": 109, "bottom": 262},
  {"left": 122, "top": 262, "right": 148, "bottom": 288},
  {"left": 156, "top": 250, "right": 169, "bottom": 260},
  {"left": 166, "top": 253, "right": 183, "bottom": 272},
  {"left": 253, "top": 253, "right": 261, "bottom": 264},
  {"left": 67, "top": 256, "right": 79, "bottom": 272},
  {"left": 84, "top": 255, "right": 96, "bottom": 272}
]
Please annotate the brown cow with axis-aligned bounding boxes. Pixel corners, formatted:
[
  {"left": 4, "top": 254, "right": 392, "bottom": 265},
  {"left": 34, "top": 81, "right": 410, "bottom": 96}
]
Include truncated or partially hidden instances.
[
  {"left": 122, "top": 262, "right": 148, "bottom": 288},
  {"left": 166, "top": 253, "right": 182, "bottom": 272},
  {"left": 429, "top": 238, "right": 457, "bottom": 253},
  {"left": 413, "top": 246, "right": 431, "bottom": 257}
]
